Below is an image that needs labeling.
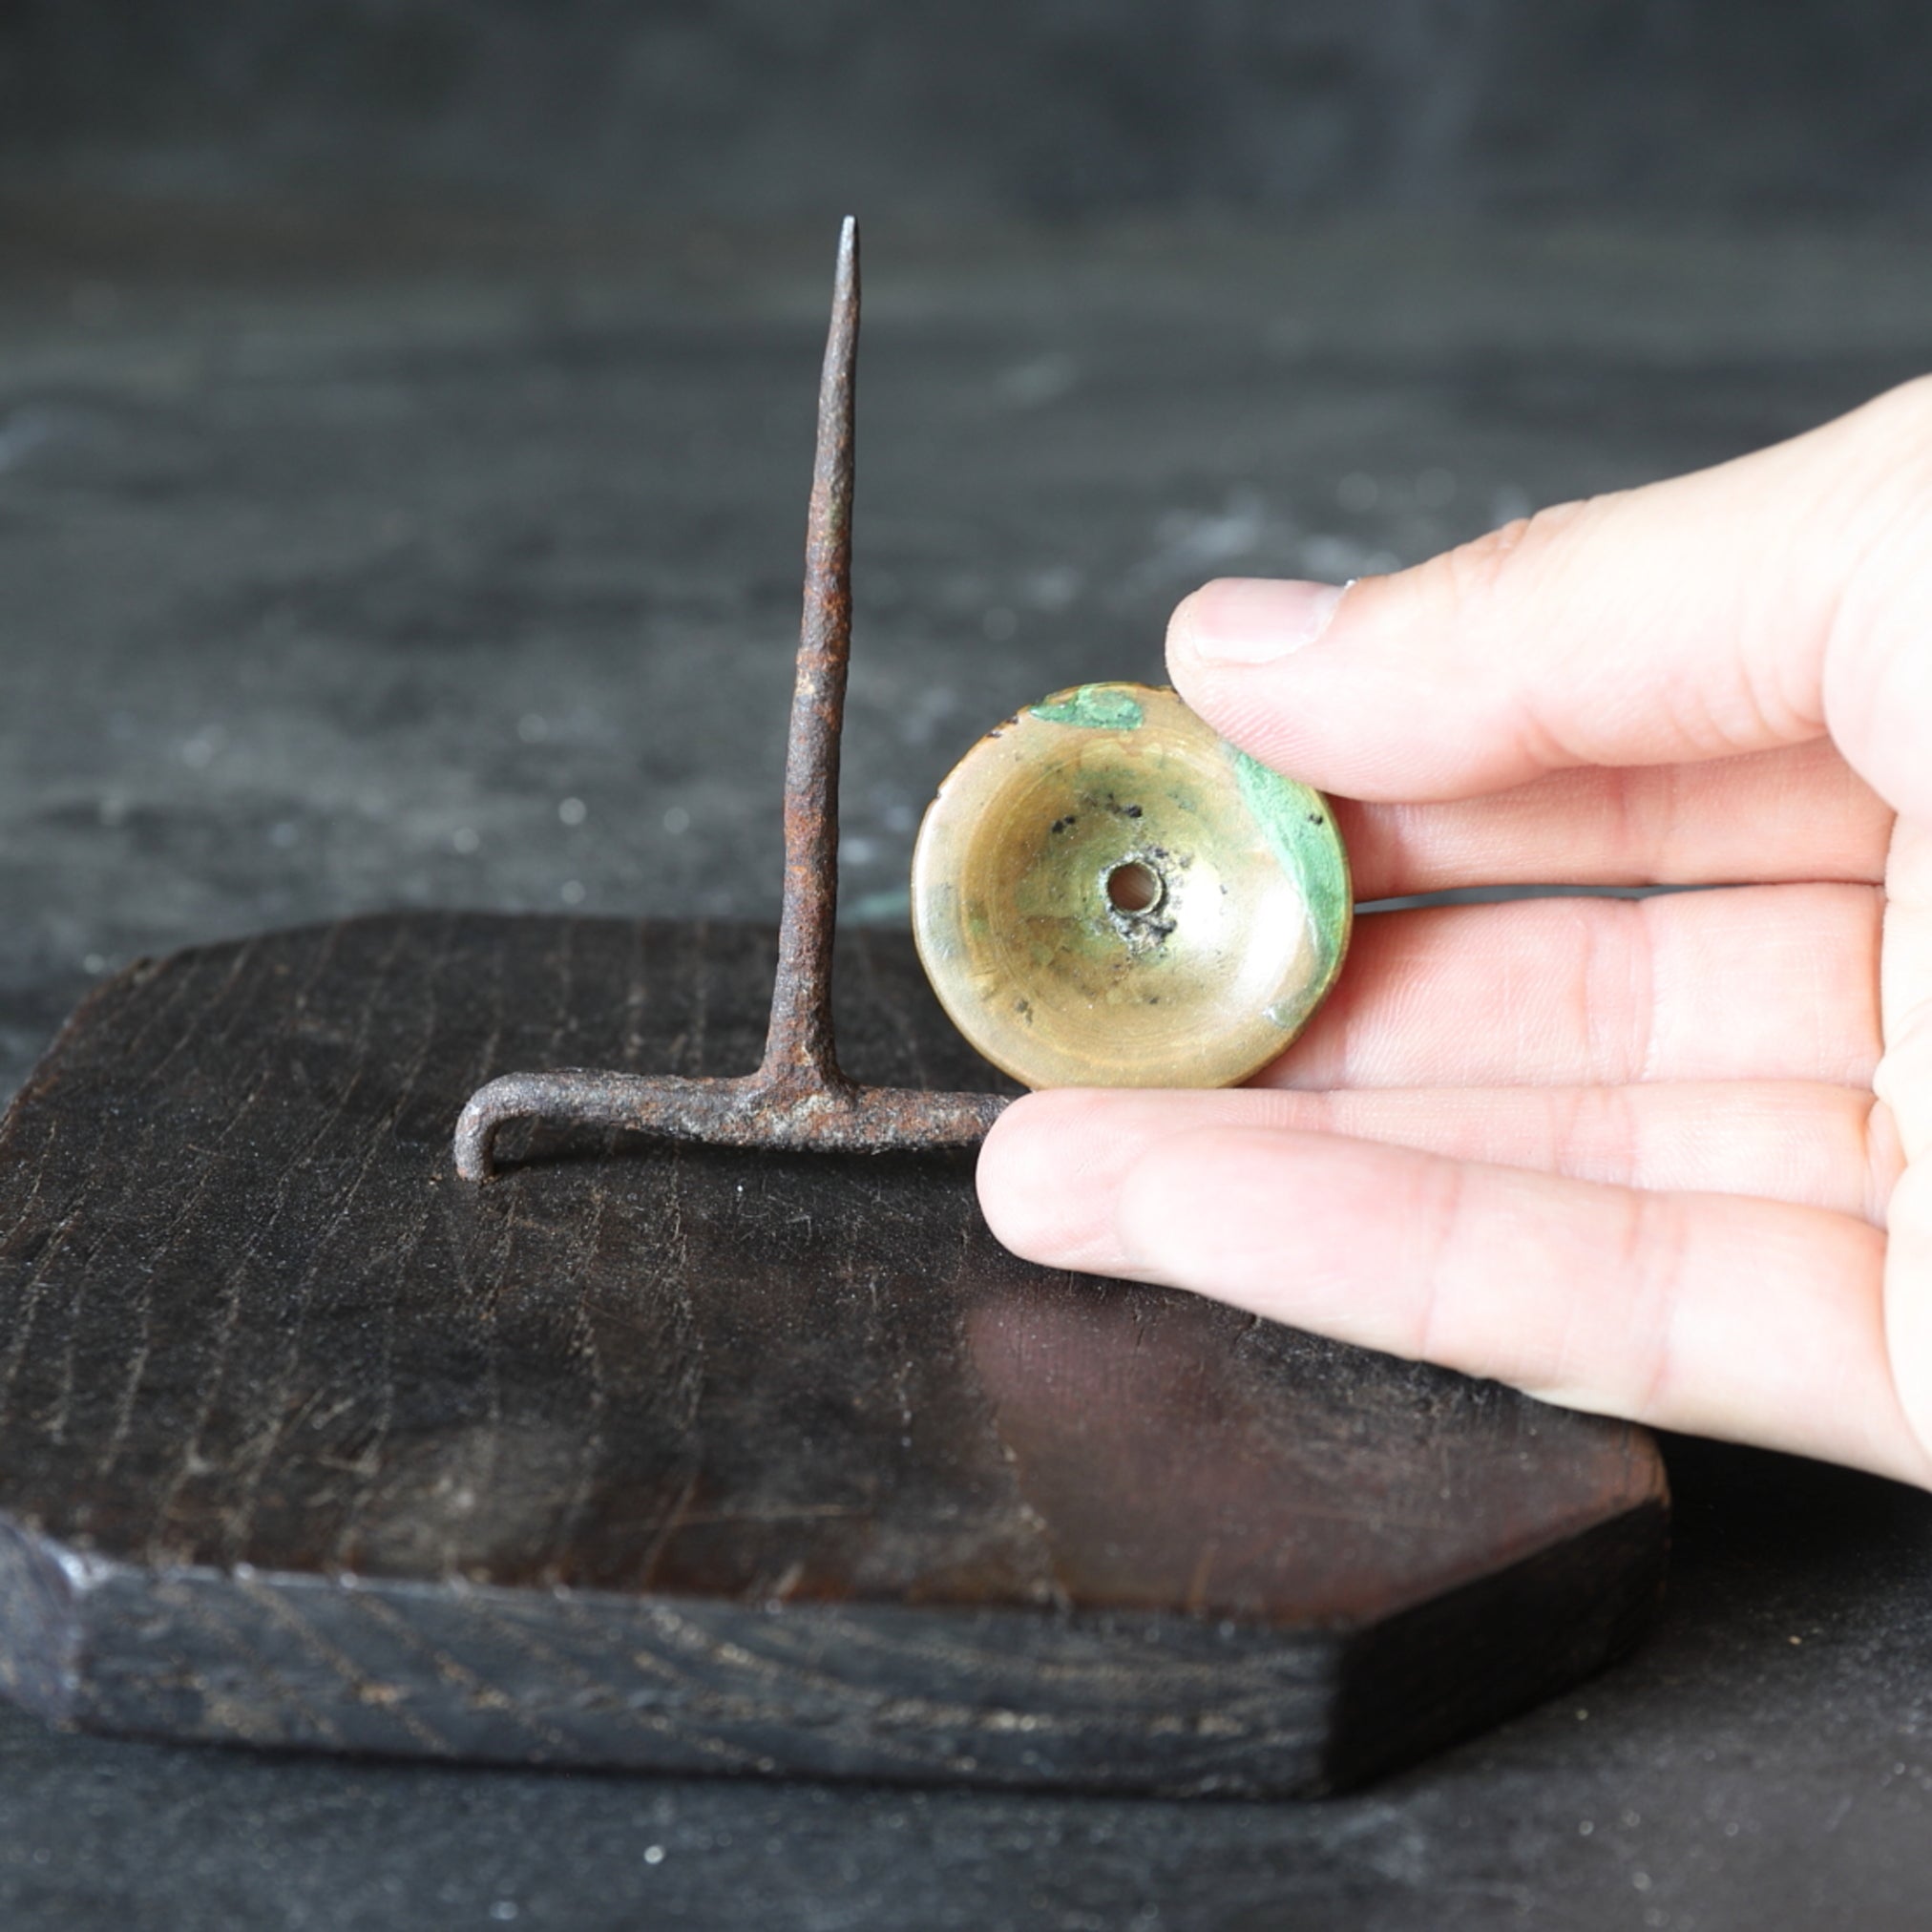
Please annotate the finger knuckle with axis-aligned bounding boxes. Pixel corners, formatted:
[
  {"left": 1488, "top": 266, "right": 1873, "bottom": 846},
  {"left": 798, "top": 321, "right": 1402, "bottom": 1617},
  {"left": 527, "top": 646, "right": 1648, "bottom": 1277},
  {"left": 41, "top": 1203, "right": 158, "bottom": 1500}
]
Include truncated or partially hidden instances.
[{"left": 1429, "top": 495, "right": 1605, "bottom": 612}]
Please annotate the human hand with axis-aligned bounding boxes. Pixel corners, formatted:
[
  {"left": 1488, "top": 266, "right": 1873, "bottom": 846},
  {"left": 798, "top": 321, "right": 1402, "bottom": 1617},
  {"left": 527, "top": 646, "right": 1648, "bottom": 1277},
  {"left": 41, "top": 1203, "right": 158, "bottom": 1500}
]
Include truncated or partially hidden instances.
[{"left": 978, "top": 379, "right": 1932, "bottom": 1484}]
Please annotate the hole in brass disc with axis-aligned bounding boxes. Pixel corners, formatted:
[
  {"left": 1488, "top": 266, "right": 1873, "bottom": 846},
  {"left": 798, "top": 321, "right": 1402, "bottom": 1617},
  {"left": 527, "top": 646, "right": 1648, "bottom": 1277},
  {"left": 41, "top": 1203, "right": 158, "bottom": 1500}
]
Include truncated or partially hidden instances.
[{"left": 1105, "top": 860, "right": 1163, "bottom": 914}]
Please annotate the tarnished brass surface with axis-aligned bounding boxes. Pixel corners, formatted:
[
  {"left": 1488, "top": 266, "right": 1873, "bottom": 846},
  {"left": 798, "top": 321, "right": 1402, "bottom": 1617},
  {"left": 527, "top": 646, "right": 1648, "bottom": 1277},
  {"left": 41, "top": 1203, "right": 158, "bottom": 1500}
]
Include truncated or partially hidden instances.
[{"left": 911, "top": 682, "right": 1352, "bottom": 1089}]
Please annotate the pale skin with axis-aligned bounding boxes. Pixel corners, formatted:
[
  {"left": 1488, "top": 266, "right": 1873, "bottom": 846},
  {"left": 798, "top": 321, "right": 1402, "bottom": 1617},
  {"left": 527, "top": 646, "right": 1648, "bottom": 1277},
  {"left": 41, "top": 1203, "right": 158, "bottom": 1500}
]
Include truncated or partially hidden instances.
[{"left": 977, "top": 377, "right": 1932, "bottom": 1487}]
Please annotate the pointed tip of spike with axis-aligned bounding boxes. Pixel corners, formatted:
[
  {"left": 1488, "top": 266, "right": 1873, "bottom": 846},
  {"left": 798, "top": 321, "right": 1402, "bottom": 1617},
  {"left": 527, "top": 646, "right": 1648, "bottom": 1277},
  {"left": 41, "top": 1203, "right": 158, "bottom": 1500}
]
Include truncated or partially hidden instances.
[{"left": 829, "top": 219, "right": 859, "bottom": 331}]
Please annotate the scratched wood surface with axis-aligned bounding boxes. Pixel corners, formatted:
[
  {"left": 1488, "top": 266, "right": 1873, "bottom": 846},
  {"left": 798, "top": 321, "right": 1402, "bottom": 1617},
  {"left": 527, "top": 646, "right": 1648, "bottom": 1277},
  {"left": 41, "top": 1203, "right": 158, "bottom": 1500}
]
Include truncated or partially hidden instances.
[{"left": 0, "top": 913, "right": 1667, "bottom": 1795}]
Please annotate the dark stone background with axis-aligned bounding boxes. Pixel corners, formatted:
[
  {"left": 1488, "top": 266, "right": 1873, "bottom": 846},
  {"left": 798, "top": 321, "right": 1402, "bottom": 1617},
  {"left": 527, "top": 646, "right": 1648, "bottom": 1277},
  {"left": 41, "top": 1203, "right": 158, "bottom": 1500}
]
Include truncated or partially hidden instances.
[
  {"left": 4, "top": 0, "right": 1932, "bottom": 218},
  {"left": 3, "top": 6, "right": 1932, "bottom": 1928}
]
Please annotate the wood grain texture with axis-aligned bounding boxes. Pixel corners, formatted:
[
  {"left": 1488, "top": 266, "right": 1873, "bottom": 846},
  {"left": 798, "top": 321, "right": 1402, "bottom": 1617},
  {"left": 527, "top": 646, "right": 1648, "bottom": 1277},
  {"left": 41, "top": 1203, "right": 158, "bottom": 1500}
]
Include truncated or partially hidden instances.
[{"left": 0, "top": 913, "right": 1667, "bottom": 1795}]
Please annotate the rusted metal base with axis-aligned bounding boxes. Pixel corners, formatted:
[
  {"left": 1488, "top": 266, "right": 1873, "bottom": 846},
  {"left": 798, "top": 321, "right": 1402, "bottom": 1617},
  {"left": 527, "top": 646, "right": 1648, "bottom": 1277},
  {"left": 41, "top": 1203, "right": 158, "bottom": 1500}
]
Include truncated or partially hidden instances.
[
  {"left": 0, "top": 912, "right": 1668, "bottom": 1796},
  {"left": 456, "top": 1068, "right": 1005, "bottom": 1180}
]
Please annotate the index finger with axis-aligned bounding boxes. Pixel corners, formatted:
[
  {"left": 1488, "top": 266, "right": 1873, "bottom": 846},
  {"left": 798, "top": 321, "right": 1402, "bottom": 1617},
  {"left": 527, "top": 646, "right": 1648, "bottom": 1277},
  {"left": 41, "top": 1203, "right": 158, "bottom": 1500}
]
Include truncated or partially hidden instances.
[{"left": 1167, "top": 378, "right": 1932, "bottom": 821}]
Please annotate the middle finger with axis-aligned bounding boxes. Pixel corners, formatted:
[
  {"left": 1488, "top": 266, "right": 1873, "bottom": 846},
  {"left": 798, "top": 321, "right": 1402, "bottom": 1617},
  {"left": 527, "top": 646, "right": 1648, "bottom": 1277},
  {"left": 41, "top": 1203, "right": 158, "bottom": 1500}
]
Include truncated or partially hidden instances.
[
  {"left": 1265, "top": 882, "right": 1883, "bottom": 1090},
  {"left": 1337, "top": 738, "right": 1889, "bottom": 899}
]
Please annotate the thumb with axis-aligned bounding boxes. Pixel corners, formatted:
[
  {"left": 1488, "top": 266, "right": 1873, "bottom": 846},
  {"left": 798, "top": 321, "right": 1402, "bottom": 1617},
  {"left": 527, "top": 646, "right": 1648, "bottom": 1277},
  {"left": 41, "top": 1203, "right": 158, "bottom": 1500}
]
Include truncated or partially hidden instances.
[{"left": 1166, "top": 377, "right": 1932, "bottom": 819}]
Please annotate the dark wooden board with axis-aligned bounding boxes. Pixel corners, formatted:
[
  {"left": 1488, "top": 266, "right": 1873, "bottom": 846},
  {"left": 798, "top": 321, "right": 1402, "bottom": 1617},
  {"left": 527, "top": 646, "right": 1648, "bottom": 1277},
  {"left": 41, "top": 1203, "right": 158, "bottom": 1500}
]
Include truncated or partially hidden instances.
[{"left": 0, "top": 913, "right": 1666, "bottom": 1796}]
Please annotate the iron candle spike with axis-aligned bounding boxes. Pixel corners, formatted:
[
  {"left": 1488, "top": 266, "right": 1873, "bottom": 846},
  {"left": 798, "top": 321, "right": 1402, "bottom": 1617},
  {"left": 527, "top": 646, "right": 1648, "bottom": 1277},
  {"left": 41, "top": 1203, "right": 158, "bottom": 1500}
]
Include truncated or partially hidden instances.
[{"left": 454, "top": 217, "right": 1009, "bottom": 1183}]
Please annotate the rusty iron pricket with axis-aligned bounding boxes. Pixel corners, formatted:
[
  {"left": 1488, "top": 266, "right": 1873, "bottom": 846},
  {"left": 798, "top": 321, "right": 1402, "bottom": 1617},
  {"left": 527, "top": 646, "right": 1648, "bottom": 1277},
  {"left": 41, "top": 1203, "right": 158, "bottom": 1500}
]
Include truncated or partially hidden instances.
[{"left": 453, "top": 218, "right": 1009, "bottom": 1181}]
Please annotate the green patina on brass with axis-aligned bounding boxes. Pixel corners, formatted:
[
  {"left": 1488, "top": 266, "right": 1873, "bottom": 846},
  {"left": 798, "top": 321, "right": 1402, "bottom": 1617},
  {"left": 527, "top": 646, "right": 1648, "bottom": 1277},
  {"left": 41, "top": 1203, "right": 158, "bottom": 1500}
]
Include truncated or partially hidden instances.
[
  {"left": 1232, "top": 748, "right": 1352, "bottom": 1026},
  {"left": 1030, "top": 684, "right": 1145, "bottom": 732}
]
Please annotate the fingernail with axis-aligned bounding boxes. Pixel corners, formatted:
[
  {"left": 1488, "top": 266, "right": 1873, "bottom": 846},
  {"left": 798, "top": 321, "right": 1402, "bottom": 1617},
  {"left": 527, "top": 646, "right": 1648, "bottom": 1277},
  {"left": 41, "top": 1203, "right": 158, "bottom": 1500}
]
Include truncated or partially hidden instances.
[{"left": 1174, "top": 578, "right": 1348, "bottom": 664}]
